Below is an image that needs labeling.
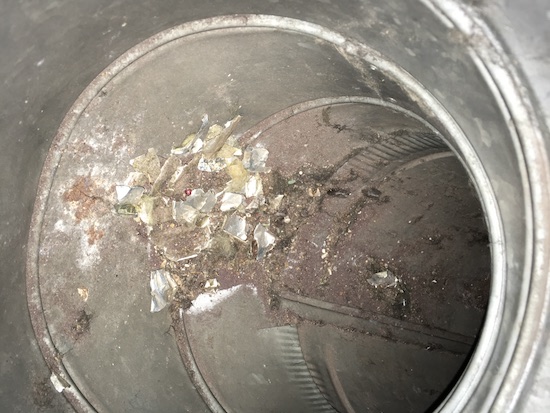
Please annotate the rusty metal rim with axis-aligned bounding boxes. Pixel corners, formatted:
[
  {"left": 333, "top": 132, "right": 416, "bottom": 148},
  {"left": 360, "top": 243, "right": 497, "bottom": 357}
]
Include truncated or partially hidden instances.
[{"left": 25, "top": 14, "right": 508, "bottom": 412}]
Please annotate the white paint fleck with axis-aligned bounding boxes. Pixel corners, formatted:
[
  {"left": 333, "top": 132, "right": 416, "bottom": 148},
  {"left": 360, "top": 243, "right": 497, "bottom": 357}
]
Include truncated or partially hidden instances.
[
  {"left": 76, "top": 233, "right": 100, "bottom": 270},
  {"left": 54, "top": 219, "right": 67, "bottom": 233},
  {"left": 186, "top": 284, "right": 256, "bottom": 315},
  {"left": 50, "top": 373, "right": 67, "bottom": 392}
]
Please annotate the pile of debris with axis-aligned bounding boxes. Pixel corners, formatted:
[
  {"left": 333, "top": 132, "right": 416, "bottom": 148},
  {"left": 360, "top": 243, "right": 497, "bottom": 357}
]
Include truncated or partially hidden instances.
[{"left": 114, "top": 115, "right": 278, "bottom": 312}]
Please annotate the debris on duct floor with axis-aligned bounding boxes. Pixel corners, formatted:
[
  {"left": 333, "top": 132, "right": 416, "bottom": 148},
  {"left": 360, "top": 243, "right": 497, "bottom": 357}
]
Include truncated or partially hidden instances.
[
  {"left": 108, "top": 109, "right": 490, "bottom": 330},
  {"left": 112, "top": 114, "right": 408, "bottom": 316},
  {"left": 114, "top": 115, "right": 283, "bottom": 312},
  {"left": 367, "top": 270, "right": 398, "bottom": 289}
]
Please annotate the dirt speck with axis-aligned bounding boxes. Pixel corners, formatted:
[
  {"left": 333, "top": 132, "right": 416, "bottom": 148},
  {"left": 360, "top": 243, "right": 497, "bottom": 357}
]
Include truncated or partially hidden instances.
[
  {"left": 32, "top": 377, "right": 54, "bottom": 408},
  {"left": 71, "top": 309, "right": 92, "bottom": 339}
]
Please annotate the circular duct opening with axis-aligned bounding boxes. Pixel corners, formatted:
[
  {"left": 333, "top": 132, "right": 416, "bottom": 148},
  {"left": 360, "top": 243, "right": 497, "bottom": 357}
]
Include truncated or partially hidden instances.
[{"left": 26, "top": 12, "right": 542, "bottom": 413}]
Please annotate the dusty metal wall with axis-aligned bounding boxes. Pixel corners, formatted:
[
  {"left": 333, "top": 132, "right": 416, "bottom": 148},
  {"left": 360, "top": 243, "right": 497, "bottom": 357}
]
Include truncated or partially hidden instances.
[{"left": 0, "top": 1, "right": 548, "bottom": 412}]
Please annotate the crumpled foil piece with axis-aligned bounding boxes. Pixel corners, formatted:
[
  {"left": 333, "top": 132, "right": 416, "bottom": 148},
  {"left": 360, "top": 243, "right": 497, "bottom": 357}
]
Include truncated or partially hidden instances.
[
  {"left": 171, "top": 114, "right": 209, "bottom": 155},
  {"left": 114, "top": 185, "right": 145, "bottom": 215},
  {"left": 204, "top": 278, "right": 220, "bottom": 290},
  {"left": 253, "top": 223, "right": 276, "bottom": 260},
  {"left": 185, "top": 189, "right": 216, "bottom": 213},
  {"left": 150, "top": 269, "right": 177, "bottom": 312},
  {"left": 367, "top": 270, "right": 398, "bottom": 288},
  {"left": 269, "top": 194, "right": 284, "bottom": 212},
  {"left": 172, "top": 201, "right": 200, "bottom": 225},
  {"left": 223, "top": 214, "right": 247, "bottom": 241},
  {"left": 243, "top": 146, "right": 270, "bottom": 173},
  {"left": 220, "top": 192, "right": 244, "bottom": 212},
  {"left": 244, "top": 174, "right": 263, "bottom": 198}
]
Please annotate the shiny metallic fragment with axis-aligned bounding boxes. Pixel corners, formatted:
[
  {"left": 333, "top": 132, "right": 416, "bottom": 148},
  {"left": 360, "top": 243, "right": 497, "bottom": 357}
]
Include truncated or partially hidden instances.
[
  {"left": 220, "top": 192, "right": 244, "bottom": 212},
  {"left": 223, "top": 214, "right": 247, "bottom": 241},
  {"left": 253, "top": 223, "right": 276, "bottom": 260},
  {"left": 185, "top": 189, "right": 216, "bottom": 213},
  {"left": 115, "top": 185, "right": 144, "bottom": 203},
  {"left": 171, "top": 114, "right": 209, "bottom": 155},
  {"left": 150, "top": 269, "right": 177, "bottom": 312},
  {"left": 243, "top": 146, "right": 270, "bottom": 172},
  {"left": 244, "top": 174, "right": 263, "bottom": 198},
  {"left": 367, "top": 270, "right": 398, "bottom": 288},
  {"left": 172, "top": 201, "right": 200, "bottom": 225}
]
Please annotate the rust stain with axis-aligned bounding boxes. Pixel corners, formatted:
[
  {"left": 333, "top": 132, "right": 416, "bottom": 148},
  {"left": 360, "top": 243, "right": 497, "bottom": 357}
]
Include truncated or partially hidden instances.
[
  {"left": 86, "top": 225, "right": 105, "bottom": 245},
  {"left": 63, "top": 176, "right": 107, "bottom": 222}
]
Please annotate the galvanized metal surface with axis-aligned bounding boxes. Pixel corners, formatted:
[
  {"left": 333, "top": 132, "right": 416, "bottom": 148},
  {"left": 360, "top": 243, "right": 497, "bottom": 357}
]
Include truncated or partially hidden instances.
[{"left": 0, "top": 1, "right": 548, "bottom": 412}]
